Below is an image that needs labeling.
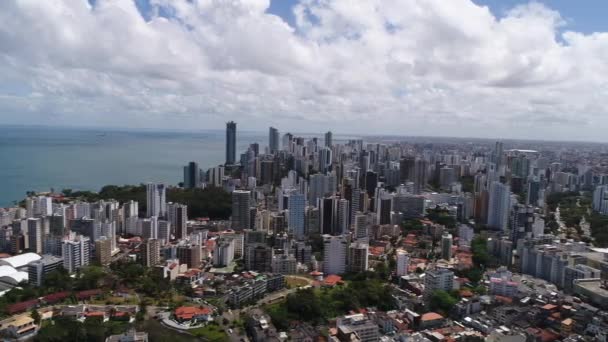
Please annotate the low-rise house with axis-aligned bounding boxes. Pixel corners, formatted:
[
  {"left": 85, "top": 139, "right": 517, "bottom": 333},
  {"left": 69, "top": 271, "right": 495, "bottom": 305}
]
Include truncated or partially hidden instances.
[
  {"left": 0, "top": 314, "right": 37, "bottom": 339},
  {"left": 174, "top": 306, "right": 213, "bottom": 325},
  {"left": 419, "top": 312, "right": 445, "bottom": 330}
]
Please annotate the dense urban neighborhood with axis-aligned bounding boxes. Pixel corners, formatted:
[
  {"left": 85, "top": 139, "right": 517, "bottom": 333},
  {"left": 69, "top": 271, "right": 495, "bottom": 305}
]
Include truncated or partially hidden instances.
[{"left": 1, "top": 124, "right": 608, "bottom": 342}]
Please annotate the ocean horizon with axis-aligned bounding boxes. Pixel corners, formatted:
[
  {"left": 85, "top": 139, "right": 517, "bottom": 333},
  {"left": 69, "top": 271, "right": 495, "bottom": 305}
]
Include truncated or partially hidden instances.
[
  {"left": 0, "top": 125, "right": 267, "bottom": 207},
  {"left": 0, "top": 125, "right": 366, "bottom": 207}
]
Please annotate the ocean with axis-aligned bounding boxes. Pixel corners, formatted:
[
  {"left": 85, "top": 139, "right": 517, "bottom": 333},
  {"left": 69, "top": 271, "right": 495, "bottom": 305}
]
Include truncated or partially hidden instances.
[{"left": 0, "top": 126, "right": 267, "bottom": 207}]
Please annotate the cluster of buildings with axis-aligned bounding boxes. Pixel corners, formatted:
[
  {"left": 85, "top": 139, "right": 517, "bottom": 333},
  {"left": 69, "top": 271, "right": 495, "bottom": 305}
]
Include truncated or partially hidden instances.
[{"left": 4, "top": 123, "right": 608, "bottom": 341}]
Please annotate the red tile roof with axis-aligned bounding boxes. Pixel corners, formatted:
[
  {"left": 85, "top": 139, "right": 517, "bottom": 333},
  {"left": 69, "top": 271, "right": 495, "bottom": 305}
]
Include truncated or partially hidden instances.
[
  {"left": 8, "top": 299, "right": 38, "bottom": 314},
  {"left": 421, "top": 312, "right": 443, "bottom": 321},
  {"left": 42, "top": 291, "right": 70, "bottom": 304},
  {"left": 175, "top": 306, "right": 212, "bottom": 321},
  {"left": 323, "top": 275, "right": 343, "bottom": 287},
  {"left": 76, "top": 289, "right": 102, "bottom": 299}
]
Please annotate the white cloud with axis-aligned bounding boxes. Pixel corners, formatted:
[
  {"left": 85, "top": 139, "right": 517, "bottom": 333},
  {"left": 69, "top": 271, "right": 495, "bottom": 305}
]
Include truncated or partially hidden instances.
[{"left": 0, "top": 0, "right": 607, "bottom": 140}]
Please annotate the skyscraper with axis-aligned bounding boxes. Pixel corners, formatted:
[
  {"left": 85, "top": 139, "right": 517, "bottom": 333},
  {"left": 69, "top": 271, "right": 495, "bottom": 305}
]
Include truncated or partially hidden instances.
[
  {"left": 232, "top": 190, "right": 252, "bottom": 230},
  {"left": 348, "top": 242, "right": 369, "bottom": 273},
  {"left": 26, "top": 218, "right": 42, "bottom": 254},
  {"left": 167, "top": 203, "right": 188, "bottom": 240},
  {"left": 146, "top": 183, "right": 166, "bottom": 218},
  {"left": 323, "top": 234, "right": 348, "bottom": 275},
  {"left": 226, "top": 121, "right": 237, "bottom": 165},
  {"left": 441, "top": 232, "right": 453, "bottom": 260},
  {"left": 593, "top": 185, "right": 608, "bottom": 215},
  {"left": 325, "top": 131, "right": 333, "bottom": 148},
  {"left": 62, "top": 235, "right": 90, "bottom": 273},
  {"left": 269, "top": 126, "right": 279, "bottom": 154},
  {"left": 396, "top": 249, "right": 410, "bottom": 276},
  {"left": 183, "top": 161, "right": 200, "bottom": 189},
  {"left": 288, "top": 192, "right": 306, "bottom": 239},
  {"left": 487, "top": 181, "right": 511, "bottom": 231},
  {"left": 319, "top": 147, "right": 332, "bottom": 173}
]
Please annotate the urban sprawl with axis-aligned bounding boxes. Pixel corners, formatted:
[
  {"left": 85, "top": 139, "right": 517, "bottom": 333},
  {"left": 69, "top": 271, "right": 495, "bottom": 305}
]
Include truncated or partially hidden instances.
[{"left": 1, "top": 123, "right": 608, "bottom": 342}]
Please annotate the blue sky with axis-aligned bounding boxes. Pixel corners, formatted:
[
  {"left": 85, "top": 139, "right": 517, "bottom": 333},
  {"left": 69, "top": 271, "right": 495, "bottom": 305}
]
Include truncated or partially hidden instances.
[{"left": 268, "top": 0, "right": 608, "bottom": 34}]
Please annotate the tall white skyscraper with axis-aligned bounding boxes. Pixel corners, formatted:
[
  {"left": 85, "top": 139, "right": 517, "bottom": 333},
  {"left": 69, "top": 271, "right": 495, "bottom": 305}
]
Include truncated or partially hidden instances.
[
  {"left": 288, "top": 192, "right": 306, "bottom": 239},
  {"left": 323, "top": 234, "right": 348, "bottom": 275},
  {"left": 487, "top": 181, "right": 511, "bottom": 231},
  {"left": 146, "top": 183, "right": 166, "bottom": 218}
]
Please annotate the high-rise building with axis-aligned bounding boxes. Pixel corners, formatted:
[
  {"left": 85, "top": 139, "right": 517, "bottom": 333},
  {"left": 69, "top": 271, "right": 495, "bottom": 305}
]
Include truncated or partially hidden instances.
[
  {"left": 244, "top": 243, "right": 272, "bottom": 272},
  {"left": 288, "top": 193, "right": 306, "bottom": 239},
  {"left": 146, "top": 183, "right": 166, "bottom": 218},
  {"left": 441, "top": 232, "right": 453, "bottom": 260},
  {"left": 413, "top": 159, "right": 429, "bottom": 194},
  {"left": 376, "top": 196, "right": 392, "bottom": 225},
  {"left": 176, "top": 244, "right": 201, "bottom": 268},
  {"left": 94, "top": 237, "right": 112, "bottom": 266},
  {"left": 62, "top": 235, "right": 90, "bottom": 273},
  {"left": 167, "top": 203, "right": 188, "bottom": 240},
  {"left": 183, "top": 161, "right": 200, "bottom": 189},
  {"left": 487, "top": 181, "right": 511, "bottom": 231},
  {"left": 392, "top": 194, "right": 425, "bottom": 219},
  {"left": 141, "top": 216, "right": 158, "bottom": 240},
  {"left": 337, "top": 199, "right": 350, "bottom": 235},
  {"left": 348, "top": 242, "right": 369, "bottom": 273},
  {"left": 319, "top": 147, "right": 332, "bottom": 174},
  {"left": 396, "top": 249, "right": 410, "bottom": 276},
  {"left": 213, "top": 239, "right": 234, "bottom": 267},
  {"left": 399, "top": 157, "right": 415, "bottom": 184},
  {"left": 424, "top": 268, "right": 454, "bottom": 297},
  {"left": 28, "top": 255, "right": 63, "bottom": 286},
  {"left": 323, "top": 234, "right": 348, "bottom": 275},
  {"left": 269, "top": 126, "right": 279, "bottom": 154},
  {"left": 564, "top": 264, "right": 601, "bottom": 293},
  {"left": 271, "top": 254, "right": 297, "bottom": 274},
  {"left": 157, "top": 220, "right": 171, "bottom": 245},
  {"left": 439, "top": 166, "right": 456, "bottom": 190},
  {"left": 324, "top": 131, "right": 333, "bottom": 148},
  {"left": 593, "top": 185, "right": 608, "bottom": 215},
  {"left": 320, "top": 197, "right": 338, "bottom": 235},
  {"left": 353, "top": 213, "right": 368, "bottom": 241},
  {"left": 27, "top": 218, "right": 42, "bottom": 254},
  {"left": 226, "top": 121, "right": 237, "bottom": 165},
  {"left": 232, "top": 190, "right": 252, "bottom": 230},
  {"left": 140, "top": 238, "right": 161, "bottom": 267}
]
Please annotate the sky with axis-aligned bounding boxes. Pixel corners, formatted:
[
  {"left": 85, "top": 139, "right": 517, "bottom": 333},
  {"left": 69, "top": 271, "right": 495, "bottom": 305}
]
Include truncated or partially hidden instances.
[{"left": 0, "top": 0, "right": 607, "bottom": 141}]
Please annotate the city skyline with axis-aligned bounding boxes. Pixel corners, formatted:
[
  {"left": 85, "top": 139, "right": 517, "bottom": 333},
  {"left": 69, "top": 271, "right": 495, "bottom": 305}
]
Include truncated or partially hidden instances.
[{"left": 1, "top": 0, "right": 608, "bottom": 141}]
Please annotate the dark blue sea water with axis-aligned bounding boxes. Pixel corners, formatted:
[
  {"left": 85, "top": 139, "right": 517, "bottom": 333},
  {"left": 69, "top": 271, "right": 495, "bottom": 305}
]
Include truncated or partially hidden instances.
[{"left": 0, "top": 126, "right": 266, "bottom": 207}]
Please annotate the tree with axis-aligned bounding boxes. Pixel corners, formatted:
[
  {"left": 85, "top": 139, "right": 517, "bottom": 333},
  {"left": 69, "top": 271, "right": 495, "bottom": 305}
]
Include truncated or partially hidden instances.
[
  {"left": 286, "top": 288, "right": 322, "bottom": 323},
  {"left": 429, "top": 290, "right": 458, "bottom": 314},
  {"left": 31, "top": 308, "right": 41, "bottom": 325}
]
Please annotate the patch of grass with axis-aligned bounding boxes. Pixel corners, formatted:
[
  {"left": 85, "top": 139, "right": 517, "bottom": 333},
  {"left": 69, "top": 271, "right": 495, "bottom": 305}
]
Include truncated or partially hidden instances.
[
  {"left": 285, "top": 276, "right": 309, "bottom": 289},
  {"left": 190, "top": 323, "right": 229, "bottom": 342}
]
